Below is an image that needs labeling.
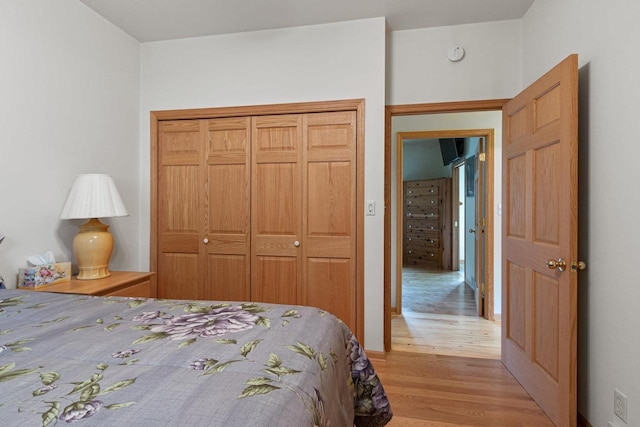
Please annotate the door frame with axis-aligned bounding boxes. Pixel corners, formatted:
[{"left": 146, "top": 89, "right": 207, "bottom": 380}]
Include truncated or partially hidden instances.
[
  {"left": 150, "top": 98, "right": 366, "bottom": 344},
  {"left": 384, "top": 99, "right": 508, "bottom": 351}
]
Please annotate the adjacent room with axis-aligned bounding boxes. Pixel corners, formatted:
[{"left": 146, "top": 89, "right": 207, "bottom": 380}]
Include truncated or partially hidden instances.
[{"left": 392, "top": 132, "right": 501, "bottom": 360}]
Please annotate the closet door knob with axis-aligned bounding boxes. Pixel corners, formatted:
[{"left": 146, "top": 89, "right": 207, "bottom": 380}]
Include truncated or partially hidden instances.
[
  {"left": 203, "top": 238, "right": 209, "bottom": 244},
  {"left": 294, "top": 241, "right": 300, "bottom": 247}
]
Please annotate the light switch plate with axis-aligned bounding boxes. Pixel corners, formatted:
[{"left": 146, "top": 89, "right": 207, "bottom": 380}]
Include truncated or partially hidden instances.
[{"left": 366, "top": 200, "right": 375, "bottom": 216}]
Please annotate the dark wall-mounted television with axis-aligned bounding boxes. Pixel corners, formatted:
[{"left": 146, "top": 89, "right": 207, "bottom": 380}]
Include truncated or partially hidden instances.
[{"left": 439, "top": 138, "right": 464, "bottom": 166}]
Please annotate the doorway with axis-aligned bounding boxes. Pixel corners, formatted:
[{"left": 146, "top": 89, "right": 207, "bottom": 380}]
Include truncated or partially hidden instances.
[
  {"left": 394, "top": 131, "right": 492, "bottom": 315},
  {"left": 393, "top": 130, "right": 497, "bottom": 358},
  {"left": 384, "top": 99, "right": 508, "bottom": 352}
]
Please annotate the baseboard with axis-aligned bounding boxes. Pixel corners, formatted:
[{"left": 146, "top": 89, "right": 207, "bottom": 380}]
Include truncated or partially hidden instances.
[
  {"left": 365, "top": 350, "right": 386, "bottom": 361},
  {"left": 578, "top": 412, "right": 592, "bottom": 427}
]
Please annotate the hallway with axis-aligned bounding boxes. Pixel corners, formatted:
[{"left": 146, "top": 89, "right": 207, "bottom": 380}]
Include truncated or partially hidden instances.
[{"left": 391, "top": 266, "right": 501, "bottom": 359}]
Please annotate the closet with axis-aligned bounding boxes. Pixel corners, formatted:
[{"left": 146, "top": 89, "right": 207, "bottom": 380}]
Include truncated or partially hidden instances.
[{"left": 152, "top": 101, "right": 362, "bottom": 336}]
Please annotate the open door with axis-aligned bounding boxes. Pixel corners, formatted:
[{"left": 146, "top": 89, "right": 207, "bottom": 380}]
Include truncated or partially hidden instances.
[
  {"left": 474, "top": 139, "right": 486, "bottom": 317},
  {"left": 502, "top": 54, "right": 579, "bottom": 426},
  {"left": 464, "top": 157, "right": 476, "bottom": 296}
]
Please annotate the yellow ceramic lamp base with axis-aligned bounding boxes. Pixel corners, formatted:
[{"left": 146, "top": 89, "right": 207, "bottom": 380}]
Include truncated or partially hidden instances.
[{"left": 73, "top": 218, "right": 113, "bottom": 280}]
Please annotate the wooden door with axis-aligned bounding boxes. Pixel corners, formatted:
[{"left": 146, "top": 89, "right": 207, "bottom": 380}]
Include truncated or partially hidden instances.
[
  {"left": 157, "top": 120, "right": 205, "bottom": 300},
  {"left": 251, "top": 115, "right": 303, "bottom": 305},
  {"left": 204, "top": 118, "right": 251, "bottom": 301},
  {"left": 475, "top": 141, "right": 485, "bottom": 316},
  {"left": 464, "top": 159, "right": 476, "bottom": 292},
  {"left": 302, "top": 111, "right": 357, "bottom": 330},
  {"left": 502, "top": 54, "right": 578, "bottom": 426}
]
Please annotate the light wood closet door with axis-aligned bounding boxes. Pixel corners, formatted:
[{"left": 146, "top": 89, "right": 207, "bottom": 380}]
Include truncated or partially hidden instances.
[
  {"left": 251, "top": 115, "right": 303, "bottom": 305},
  {"left": 157, "top": 120, "right": 204, "bottom": 300},
  {"left": 303, "top": 111, "right": 357, "bottom": 329},
  {"left": 204, "top": 118, "right": 251, "bottom": 301},
  {"left": 156, "top": 107, "right": 359, "bottom": 335}
]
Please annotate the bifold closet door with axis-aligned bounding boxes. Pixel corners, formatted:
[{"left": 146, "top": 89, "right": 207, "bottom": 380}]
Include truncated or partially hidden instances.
[
  {"left": 158, "top": 118, "right": 251, "bottom": 301},
  {"left": 302, "top": 111, "right": 357, "bottom": 330},
  {"left": 157, "top": 120, "right": 205, "bottom": 300},
  {"left": 251, "top": 111, "right": 357, "bottom": 332},
  {"left": 251, "top": 115, "right": 303, "bottom": 305},
  {"left": 204, "top": 117, "right": 251, "bottom": 301},
  {"left": 158, "top": 109, "right": 358, "bottom": 333}
]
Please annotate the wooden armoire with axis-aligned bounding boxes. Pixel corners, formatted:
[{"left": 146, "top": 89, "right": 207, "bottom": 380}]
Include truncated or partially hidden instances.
[{"left": 150, "top": 100, "right": 364, "bottom": 339}]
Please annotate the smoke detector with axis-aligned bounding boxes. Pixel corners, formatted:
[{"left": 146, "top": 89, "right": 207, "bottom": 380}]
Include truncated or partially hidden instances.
[{"left": 446, "top": 46, "right": 465, "bottom": 62}]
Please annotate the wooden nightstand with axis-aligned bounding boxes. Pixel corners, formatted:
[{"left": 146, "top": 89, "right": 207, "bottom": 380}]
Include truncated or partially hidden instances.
[{"left": 23, "top": 271, "right": 156, "bottom": 298}]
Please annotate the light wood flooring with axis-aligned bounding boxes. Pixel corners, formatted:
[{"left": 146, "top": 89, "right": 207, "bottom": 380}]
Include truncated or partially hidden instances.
[
  {"left": 392, "top": 267, "right": 500, "bottom": 359},
  {"left": 371, "top": 352, "right": 555, "bottom": 426},
  {"left": 373, "top": 266, "right": 553, "bottom": 425}
]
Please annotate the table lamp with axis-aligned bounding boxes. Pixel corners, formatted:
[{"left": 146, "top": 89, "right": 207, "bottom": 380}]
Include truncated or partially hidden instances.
[{"left": 60, "top": 174, "right": 128, "bottom": 280}]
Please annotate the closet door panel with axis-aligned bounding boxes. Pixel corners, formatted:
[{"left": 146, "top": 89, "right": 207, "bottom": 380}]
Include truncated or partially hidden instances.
[
  {"left": 307, "top": 162, "right": 352, "bottom": 238},
  {"left": 302, "top": 112, "right": 357, "bottom": 331},
  {"left": 253, "top": 256, "right": 297, "bottom": 305},
  {"left": 207, "top": 254, "right": 248, "bottom": 302},
  {"left": 251, "top": 115, "right": 302, "bottom": 304},
  {"left": 161, "top": 253, "right": 200, "bottom": 300},
  {"left": 205, "top": 118, "right": 251, "bottom": 301},
  {"left": 255, "top": 164, "right": 297, "bottom": 236},
  {"left": 306, "top": 258, "right": 354, "bottom": 327},
  {"left": 158, "top": 120, "right": 204, "bottom": 299}
]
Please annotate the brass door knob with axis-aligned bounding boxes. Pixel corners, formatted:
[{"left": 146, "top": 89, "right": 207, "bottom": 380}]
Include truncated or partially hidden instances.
[
  {"left": 546, "top": 258, "right": 566, "bottom": 272},
  {"left": 571, "top": 261, "right": 587, "bottom": 272}
]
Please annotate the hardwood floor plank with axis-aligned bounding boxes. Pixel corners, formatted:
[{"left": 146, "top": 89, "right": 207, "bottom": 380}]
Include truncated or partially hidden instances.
[
  {"left": 373, "top": 352, "right": 554, "bottom": 426},
  {"left": 393, "top": 267, "right": 500, "bottom": 359}
]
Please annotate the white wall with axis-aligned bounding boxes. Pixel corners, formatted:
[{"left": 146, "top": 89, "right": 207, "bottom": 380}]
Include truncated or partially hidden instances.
[
  {"left": 388, "top": 20, "right": 522, "bottom": 104},
  {"left": 523, "top": 1, "right": 640, "bottom": 425},
  {"left": 390, "top": 112, "right": 503, "bottom": 312},
  {"left": 139, "top": 18, "right": 387, "bottom": 351},
  {"left": 0, "top": 1, "right": 141, "bottom": 288}
]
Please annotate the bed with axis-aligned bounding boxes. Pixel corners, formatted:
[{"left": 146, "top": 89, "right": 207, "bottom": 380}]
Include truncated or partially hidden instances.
[{"left": 0, "top": 289, "right": 392, "bottom": 426}]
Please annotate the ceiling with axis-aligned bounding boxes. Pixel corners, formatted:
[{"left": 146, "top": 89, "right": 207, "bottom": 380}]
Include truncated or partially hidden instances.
[{"left": 80, "top": 0, "right": 535, "bottom": 42}]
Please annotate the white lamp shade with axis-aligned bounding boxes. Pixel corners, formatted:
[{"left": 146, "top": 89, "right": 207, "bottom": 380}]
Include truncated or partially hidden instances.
[{"left": 60, "top": 174, "right": 129, "bottom": 219}]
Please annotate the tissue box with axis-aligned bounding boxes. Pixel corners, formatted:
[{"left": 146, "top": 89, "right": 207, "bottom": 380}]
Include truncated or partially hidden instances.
[{"left": 18, "top": 262, "right": 71, "bottom": 288}]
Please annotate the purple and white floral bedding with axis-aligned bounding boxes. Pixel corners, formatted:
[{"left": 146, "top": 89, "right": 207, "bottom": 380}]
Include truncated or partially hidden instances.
[{"left": 0, "top": 290, "right": 392, "bottom": 426}]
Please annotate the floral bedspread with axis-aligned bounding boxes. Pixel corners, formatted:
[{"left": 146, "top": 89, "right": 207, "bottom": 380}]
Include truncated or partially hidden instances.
[{"left": 0, "top": 290, "right": 392, "bottom": 426}]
